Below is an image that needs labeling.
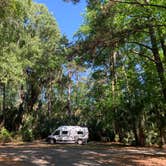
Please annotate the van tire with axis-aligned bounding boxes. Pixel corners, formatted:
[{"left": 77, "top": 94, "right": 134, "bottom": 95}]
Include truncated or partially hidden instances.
[
  {"left": 49, "top": 139, "right": 55, "bottom": 144},
  {"left": 77, "top": 139, "right": 83, "bottom": 145}
]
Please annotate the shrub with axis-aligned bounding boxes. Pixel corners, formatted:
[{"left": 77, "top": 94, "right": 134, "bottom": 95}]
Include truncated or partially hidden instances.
[
  {"left": 0, "top": 127, "right": 12, "bottom": 143},
  {"left": 122, "top": 131, "right": 135, "bottom": 145},
  {"left": 21, "top": 128, "right": 34, "bottom": 142},
  {"left": 145, "top": 130, "right": 158, "bottom": 146}
]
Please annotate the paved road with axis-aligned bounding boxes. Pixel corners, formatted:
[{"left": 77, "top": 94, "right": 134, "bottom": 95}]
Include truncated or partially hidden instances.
[{"left": 0, "top": 142, "right": 166, "bottom": 166}]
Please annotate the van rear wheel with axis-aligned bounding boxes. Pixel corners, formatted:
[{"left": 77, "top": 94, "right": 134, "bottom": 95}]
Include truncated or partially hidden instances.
[{"left": 77, "top": 139, "right": 83, "bottom": 145}]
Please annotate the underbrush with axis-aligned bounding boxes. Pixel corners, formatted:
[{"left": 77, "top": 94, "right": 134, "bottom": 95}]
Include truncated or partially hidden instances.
[
  {"left": 0, "top": 127, "right": 12, "bottom": 143},
  {"left": 0, "top": 127, "right": 34, "bottom": 143}
]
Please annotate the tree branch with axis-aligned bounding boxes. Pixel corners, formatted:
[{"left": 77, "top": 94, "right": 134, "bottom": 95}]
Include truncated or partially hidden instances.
[
  {"left": 127, "top": 42, "right": 152, "bottom": 50},
  {"left": 131, "top": 50, "right": 156, "bottom": 63},
  {"left": 110, "top": 0, "right": 166, "bottom": 9}
]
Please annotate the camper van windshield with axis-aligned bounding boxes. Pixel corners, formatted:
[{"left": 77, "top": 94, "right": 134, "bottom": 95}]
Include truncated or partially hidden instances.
[{"left": 53, "top": 130, "right": 60, "bottom": 135}]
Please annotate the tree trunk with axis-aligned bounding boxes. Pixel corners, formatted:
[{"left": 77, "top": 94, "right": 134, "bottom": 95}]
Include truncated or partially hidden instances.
[
  {"left": 138, "top": 116, "right": 145, "bottom": 146},
  {"left": 149, "top": 26, "right": 166, "bottom": 147},
  {"left": 133, "top": 123, "right": 139, "bottom": 145},
  {"left": 47, "top": 73, "right": 53, "bottom": 116},
  {"left": 67, "top": 70, "right": 72, "bottom": 116},
  {"left": 157, "top": 28, "right": 166, "bottom": 63},
  {"left": 47, "top": 92, "right": 51, "bottom": 116},
  {"left": 75, "top": 70, "right": 79, "bottom": 106},
  {"left": 156, "top": 106, "right": 165, "bottom": 147},
  {"left": 110, "top": 51, "right": 120, "bottom": 139},
  {"left": 110, "top": 51, "right": 117, "bottom": 99},
  {"left": 0, "top": 83, "right": 6, "bottom": 126},
  {"left": 149, "top": 26, "right": 166, "bottom": 101},
  {"left": 159, "top": 127, "right": 165, "bottom": 148},
  {"left": 2, "top": 83, "right": 5, "bottom": 112}
]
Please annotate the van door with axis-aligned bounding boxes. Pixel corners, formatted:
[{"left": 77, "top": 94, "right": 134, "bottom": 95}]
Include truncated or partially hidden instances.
[
  {"left": 61, "top": 130, "right": 70, "bottom": 142},
  {"left": 52, "top": 130, "right": 60, "bottom": 141}
]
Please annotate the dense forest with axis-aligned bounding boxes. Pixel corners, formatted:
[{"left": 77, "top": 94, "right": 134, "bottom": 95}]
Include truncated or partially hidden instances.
[{"left": 0, "top": 0, "right": 165, "bottom": 147}]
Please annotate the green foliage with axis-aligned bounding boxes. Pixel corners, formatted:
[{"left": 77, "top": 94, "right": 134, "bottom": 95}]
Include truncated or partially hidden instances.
[
  {"left": 145, "top": 130, "right": 159, "bottom": 146},
  {"left": 21, "top": 114, "right": 34, "bottom": 141},
  {"left": 0, "top": 0, "right": 166, "bottom": 147},
  {"left": 73, "top": 0, "right": 166, "bottom": 146},
  {"left": 21, "top": 129, "right": 34, "bottom": 142},
  {"left": 0, "top": 127, "right": 12, "bottom": 143},
  {"left": 122, "top": 132, "right": 135, "bottom": 145}
]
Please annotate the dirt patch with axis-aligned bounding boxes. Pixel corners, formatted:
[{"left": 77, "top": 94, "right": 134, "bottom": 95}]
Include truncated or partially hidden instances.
[{"left": 0, "top": 142, "right": 165, "bottom": 166}]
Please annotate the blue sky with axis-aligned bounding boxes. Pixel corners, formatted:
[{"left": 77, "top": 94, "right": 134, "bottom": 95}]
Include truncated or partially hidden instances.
[{"left": 34, "top": 0, "right": 87, "bottom": 41}]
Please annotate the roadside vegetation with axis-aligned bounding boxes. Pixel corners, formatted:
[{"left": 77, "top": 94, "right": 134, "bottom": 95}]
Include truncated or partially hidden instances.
[{"left": 0, "top": 0, "right": 166, "bottom": 148}]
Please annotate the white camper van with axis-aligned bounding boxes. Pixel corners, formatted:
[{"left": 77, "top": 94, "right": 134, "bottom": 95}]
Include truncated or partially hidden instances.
[{"left": 47, "top": 126, "right": 89, "bottom": 145}]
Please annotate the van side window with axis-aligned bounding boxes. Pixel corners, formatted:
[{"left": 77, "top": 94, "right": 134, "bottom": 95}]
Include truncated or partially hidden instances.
[
  {"left": 62, "top": 131, "right": 68, "bottom": 135},
  {"left": 77, "top": 131, "right": 83, "bottom": 135},
  {"left": 53, "top": 130, "right": 60, "bottom": 135}
]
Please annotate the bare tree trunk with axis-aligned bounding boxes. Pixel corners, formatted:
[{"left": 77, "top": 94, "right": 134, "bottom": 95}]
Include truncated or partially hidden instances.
[
  {"left": 122, "top": 60, "right": 130, "bottom": 92},
  {"left": 110, "top": 51, "right": 117, "bottom": 99},
  {"left": 2, "top": 83, "right": 5, "bottom": 112},
  {"left": 0, "top": 83, "right": 6, "bottom": 126},
  {"left": 47, "top": 73, "right": 53, "bottom": 116},
  {"left": 67, "top": 70, "right": 72, "bottom": 116},
  {"left": 133, "top": 122, "right": 139, "bottom": 145},
  {"left": 110, "top": 51, "right": 120, "bottom": 140},
  {"left": 47, "top": 93, "right": 51, "bottom": 116},
  {"left": 156, "top": 106, "right": 166, "bottom": 148},
  {"left": 75, "top": 70, "right": 79, "bottom": 106},
  {"left": 138, "top": 115, "right": 145, "bottom": 146},
  {"left": 159, "top": 127, "right": 165, "bottom": 148}
]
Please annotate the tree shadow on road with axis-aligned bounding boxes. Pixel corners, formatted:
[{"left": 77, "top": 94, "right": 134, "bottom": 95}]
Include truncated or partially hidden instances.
[{"left": 0, "top": 143, "right": 166, "bottom": 166}]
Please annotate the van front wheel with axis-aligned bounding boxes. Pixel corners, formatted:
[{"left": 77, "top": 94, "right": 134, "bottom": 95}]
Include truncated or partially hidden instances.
[
  {"left": 49, "top": 139, "right": 55, "bottom": 144},
  {"left": 77, "top": 139, "right": 83, "bottom": 145}
]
